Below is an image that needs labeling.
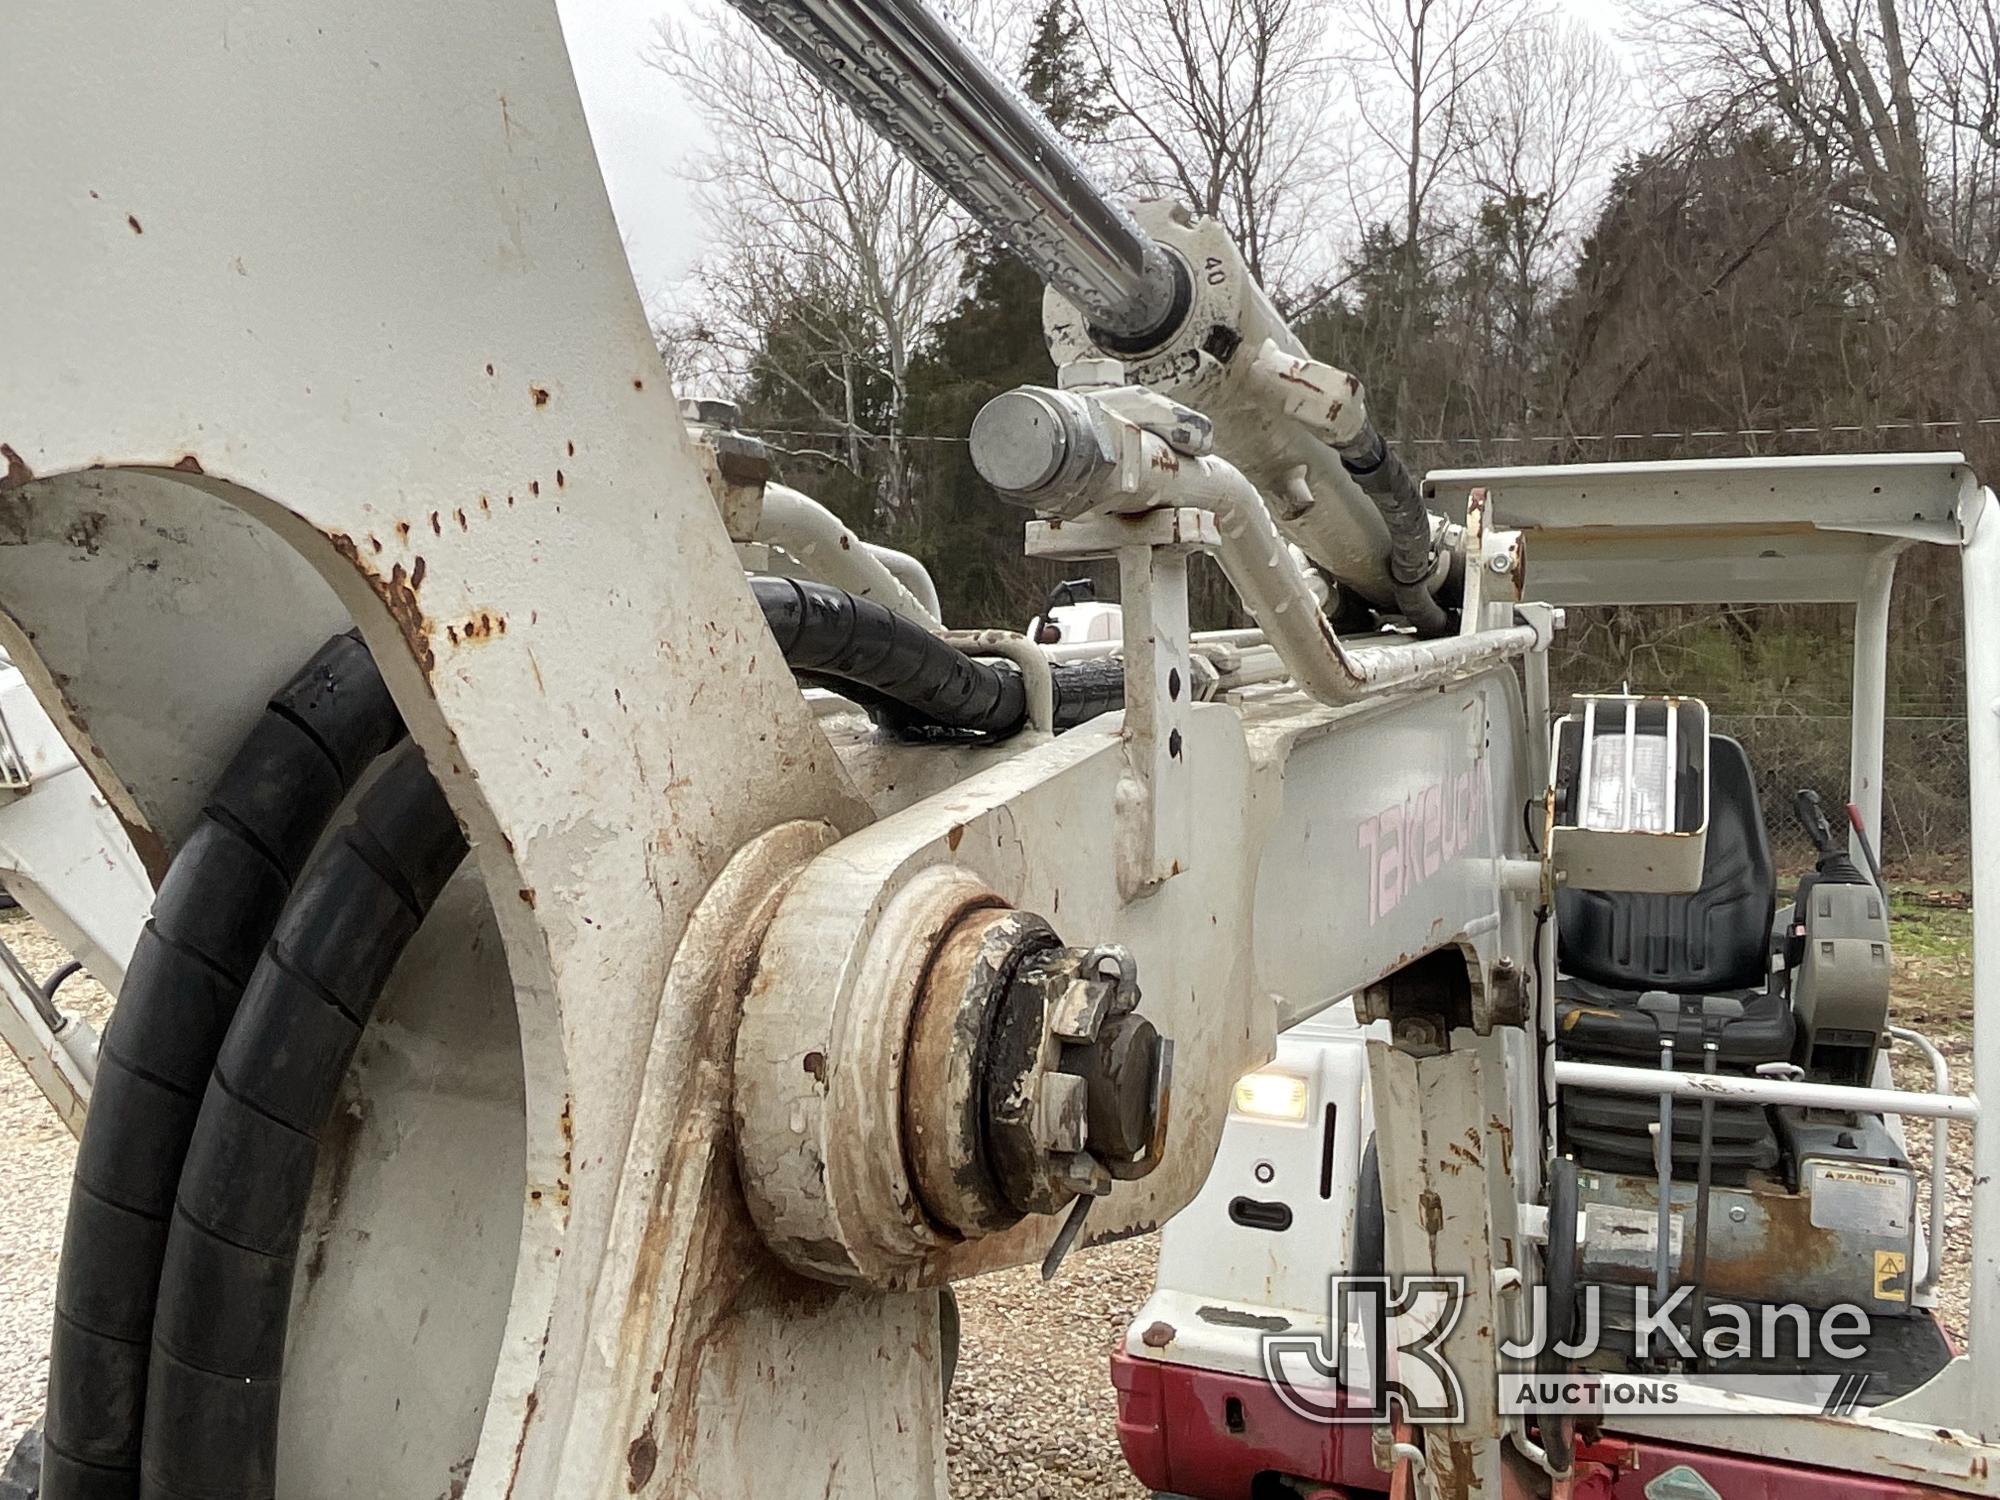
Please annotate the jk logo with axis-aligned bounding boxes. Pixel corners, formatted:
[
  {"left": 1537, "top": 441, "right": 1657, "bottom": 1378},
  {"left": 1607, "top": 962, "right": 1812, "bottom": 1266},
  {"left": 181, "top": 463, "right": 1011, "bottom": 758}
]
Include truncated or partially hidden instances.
[{"left": 1259, "top": 1275, "right": 1468, "bottom": 1425}]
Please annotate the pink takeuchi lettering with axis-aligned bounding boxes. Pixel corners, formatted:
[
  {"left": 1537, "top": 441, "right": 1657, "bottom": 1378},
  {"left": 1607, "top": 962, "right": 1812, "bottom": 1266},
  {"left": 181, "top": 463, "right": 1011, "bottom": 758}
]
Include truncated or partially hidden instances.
[{"left": 1359, "top": 765, "right": 1488, "bottom": 925}]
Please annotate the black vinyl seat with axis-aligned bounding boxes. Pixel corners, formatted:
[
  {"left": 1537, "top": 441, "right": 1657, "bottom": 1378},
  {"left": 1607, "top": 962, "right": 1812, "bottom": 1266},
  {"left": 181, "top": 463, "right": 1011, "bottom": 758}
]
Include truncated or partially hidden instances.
[
  {"left": 1564, "top": 1092, "right": 1782, "bottom": 1174},
  {"left": 1555, "top": 979, "right": 1794, "bottom": 1066},
  {"left": 1558, "top": 736, "right": 1777, "bottom": 997},
  {"left": 1555, "top": 736, "right": 1789, "bottom": 1175}
]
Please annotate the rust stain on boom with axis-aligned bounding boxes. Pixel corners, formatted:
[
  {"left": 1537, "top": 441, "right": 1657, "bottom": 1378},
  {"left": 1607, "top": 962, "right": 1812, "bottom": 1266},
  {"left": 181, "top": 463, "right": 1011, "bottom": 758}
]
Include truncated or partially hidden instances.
[{"left": 329, "top": 532, "right": 436, "bottom": 675}]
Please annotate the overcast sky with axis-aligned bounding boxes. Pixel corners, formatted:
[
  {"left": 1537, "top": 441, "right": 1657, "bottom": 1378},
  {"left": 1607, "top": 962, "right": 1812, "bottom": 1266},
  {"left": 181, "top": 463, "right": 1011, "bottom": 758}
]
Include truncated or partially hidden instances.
[
  {"left": 556, "top": 0, "right": 1632, "bottom": 307},
  {"left": 557, "top": 0, "right": 713, "bottom": 307}
]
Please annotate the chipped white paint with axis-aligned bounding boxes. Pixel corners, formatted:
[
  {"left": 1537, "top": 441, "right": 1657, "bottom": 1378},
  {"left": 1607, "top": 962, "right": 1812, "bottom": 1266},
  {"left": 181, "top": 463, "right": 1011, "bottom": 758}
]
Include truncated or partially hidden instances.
[{"left": 4, "top": 5, "right": 872, "bottom": 1494}]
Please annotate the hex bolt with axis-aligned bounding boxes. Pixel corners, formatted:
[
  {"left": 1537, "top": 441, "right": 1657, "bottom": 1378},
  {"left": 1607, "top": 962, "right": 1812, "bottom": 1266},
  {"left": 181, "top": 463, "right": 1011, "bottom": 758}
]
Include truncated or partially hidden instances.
[
  {"left": 904, "top": 915, "right": 1172, "bottom": 1246},
  {"left": 981, "top": 942, "right": 1169, "bottom": 1219},
  {"left": 1393, "top": 1014, "right": 1445, "bottom": 1054}
]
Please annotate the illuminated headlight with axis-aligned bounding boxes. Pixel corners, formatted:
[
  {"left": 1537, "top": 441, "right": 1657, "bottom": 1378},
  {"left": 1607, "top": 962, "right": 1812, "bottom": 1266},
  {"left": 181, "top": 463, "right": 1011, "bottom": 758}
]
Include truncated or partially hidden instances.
[
  {"left": 1551, "top": 695, "right": 1710, "bottom": 893},
  {"left": 1231, "top": 1069, "right": 1310, "bottom": 1123},
  {"left": 1583, "top": 730, "right": 1673, "bottom": 834}
]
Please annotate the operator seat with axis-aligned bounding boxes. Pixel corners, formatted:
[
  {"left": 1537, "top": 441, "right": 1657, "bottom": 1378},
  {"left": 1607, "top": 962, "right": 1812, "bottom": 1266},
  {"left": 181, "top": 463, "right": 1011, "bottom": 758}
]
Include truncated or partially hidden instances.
[{"left": 1555, "top": 735, "right": 1790, "bottom": 1174}]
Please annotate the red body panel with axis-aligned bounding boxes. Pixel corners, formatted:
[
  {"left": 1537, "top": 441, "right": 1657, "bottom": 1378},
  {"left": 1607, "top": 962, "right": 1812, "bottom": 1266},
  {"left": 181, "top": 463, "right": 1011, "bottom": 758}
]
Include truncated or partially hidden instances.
[{"left": 1111, "top": 1351, "right": 1963, "bottom": 1499}]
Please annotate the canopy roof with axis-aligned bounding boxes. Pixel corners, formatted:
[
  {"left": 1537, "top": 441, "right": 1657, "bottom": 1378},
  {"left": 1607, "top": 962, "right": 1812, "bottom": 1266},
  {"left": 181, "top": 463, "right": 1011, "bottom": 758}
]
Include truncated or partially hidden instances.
[{"left": 1423, "top": 453, "right": 1983, "bottom": 605}]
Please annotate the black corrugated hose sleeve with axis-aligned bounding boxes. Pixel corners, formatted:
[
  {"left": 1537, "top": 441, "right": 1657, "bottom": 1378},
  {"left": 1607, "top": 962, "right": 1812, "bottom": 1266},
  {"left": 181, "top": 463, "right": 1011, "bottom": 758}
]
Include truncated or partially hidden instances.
[
  {"left": 1047, "top": 656, "right": 1125, "bottom": 732},
  {"left": 43, "top": 633, "right": 403, "bottom": 1500},
  {"left": 1339, "top": 428, "right": 1452, "bottom": 637},
  {"left": 754, "top": 574, "right": 1027, "bottom": 735},
  {"left": 752, "top": 575, "right": 1127, "bottom": 737},
  {"left": 140, "top": 739, "right": 466, "bottom": 1500}
]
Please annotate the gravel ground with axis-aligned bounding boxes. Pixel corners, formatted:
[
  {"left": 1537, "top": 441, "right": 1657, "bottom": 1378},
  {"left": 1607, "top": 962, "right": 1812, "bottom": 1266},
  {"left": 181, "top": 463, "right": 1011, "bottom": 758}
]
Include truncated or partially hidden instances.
[
  {"left": 0, "top": 896, "right": 1976, "bottom": 1493},
  {"left": 0, "top": 912, "right": 115, "bottom": 1458},
  {"left": 1885, "top": 890, "right": 1977, "bottom": 1349},
  {"left": 946, "top": 1239, "right": 1157, "bottom": 1500}
]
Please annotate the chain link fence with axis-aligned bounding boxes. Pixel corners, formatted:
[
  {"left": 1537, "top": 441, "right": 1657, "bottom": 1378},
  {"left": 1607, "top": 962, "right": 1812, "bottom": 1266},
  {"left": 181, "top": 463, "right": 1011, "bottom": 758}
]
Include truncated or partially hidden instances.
[{"left": 1703, "top": 710, "right": 1971, "bottom": 880}]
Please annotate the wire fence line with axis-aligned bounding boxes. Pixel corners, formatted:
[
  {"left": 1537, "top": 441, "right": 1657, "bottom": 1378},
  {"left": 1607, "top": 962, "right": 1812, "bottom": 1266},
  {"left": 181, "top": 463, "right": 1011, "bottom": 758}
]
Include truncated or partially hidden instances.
[
  {"left": 1704, "top": 711, "right": 1971, "bottom": 879},
  {"left": 736, "top": 414, "right": 2000, "bottom": 450}
]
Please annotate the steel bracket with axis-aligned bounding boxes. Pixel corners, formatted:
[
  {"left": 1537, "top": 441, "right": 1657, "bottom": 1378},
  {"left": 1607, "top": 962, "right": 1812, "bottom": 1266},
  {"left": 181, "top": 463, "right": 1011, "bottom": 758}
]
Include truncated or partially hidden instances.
[{"left": 1029, "top": 510, "right": 1213, "bottom": 900}]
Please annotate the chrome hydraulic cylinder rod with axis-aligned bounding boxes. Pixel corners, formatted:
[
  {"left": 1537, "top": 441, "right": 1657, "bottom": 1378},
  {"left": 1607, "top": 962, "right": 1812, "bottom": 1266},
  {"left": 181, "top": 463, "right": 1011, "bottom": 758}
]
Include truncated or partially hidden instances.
[
  {"left": 725, "top": 0, "right": 1182, "bottom": 342},
  {"left": 731, "top": 0, "right": 1452, "bottom": 631}
]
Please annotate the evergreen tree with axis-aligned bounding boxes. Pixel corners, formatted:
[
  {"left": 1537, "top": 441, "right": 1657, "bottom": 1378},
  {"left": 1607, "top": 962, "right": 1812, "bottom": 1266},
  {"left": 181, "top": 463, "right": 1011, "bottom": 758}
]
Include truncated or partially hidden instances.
[
  {"left": 1018, "top": 0, "right": 1115, "bottom": 140},
  {"left": 735, "top": 278, "right": 893, "bottom": 526},
  {"left": 898, "top": 2, "right": 1115, "bottom": 625}
]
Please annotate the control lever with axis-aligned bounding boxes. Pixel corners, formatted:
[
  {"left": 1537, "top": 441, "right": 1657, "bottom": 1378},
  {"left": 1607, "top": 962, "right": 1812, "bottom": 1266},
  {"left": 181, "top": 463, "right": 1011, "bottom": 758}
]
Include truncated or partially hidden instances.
[
  {"left": 1794, "top": 788, "right": 1868, "bottom": 886},
  {"left": 1685, "top": 995, "right": 1743, "bottom": 1370},
  {"left": 1637, "top": 990, "right": 1742, "bottom": 1368},
  {"left": 1636, "top": 991, "right": 1682, "bottom": 1361},
  {"left": 1844, "top": 801, "right": 1889, "bottom": 895},
  {"left": 1794, "top": 788, "right": 1841, "bottom": 858}
]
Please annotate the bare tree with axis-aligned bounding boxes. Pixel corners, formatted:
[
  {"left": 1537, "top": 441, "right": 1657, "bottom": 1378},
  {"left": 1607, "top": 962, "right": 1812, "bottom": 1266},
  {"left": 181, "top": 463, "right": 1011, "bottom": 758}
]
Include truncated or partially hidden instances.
[
  {"left": 1941, "top": 0, "right": 2000, "bottom": 145},
  {"left": 1641, "top": 0, "right": 2000, "bottom": 311},
  {"left": 1462, "top": 17, "right": 1632, "bottom": 359},
  {"left": 1934, "top": 0, "right": 2000, "bottom": 274},
  {"left": 1342, "top": 0, "right": 1534, "bottom": 410},
  {"left": 1080, "top": 0, "right": 1339, "bottom": 288},
  {"left": 644, "top": 4, "right": 970, "bottom": 516}
]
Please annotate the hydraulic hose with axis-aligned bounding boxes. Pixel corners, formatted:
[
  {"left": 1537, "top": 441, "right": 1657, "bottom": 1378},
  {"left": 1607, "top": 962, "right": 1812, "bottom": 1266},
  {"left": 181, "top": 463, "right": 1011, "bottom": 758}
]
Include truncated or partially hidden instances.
[
  {"left": 141, "top": 739, "right": 466, "bottom": 1500},
  {"left": 755, "top": 574, "right": 1024, "bottom": 733},
  {"left": 752, "top": 575, "right": 1124, "bottom": 736},
  {"left": 970, "top": 388, "right": 1526, "bottom": 704},
  {"left": 1044, "top": 656, "right": 1123, "bottom": 732},
  {"left": 1336, "top": 430, "right": 1451, "bottom": 636},
  {"left": 43, "top": 633, "right": 403, "bottom": 1500},
  {"left": 756, "top": 485, "right": 941, "bottom": 628}
]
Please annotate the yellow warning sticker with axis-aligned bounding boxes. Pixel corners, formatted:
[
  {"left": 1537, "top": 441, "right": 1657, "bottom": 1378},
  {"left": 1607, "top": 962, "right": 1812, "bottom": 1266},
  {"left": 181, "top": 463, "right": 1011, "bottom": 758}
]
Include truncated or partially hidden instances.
[{"left": 1874, "top": 1250, "right": 1909, "bottom": 1302}]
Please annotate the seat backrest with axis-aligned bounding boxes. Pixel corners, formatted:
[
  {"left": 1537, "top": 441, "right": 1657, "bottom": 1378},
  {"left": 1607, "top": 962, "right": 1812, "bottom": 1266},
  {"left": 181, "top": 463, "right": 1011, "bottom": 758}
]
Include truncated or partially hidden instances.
[{"left": 1556, "top": 735, "right": 1775, "bottom": 994}]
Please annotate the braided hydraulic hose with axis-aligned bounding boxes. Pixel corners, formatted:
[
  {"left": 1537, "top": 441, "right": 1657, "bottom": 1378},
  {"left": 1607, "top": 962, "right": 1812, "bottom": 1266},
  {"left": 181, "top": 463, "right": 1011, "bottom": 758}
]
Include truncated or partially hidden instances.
[
  {"left": 141, "top": 739, "right": 466, "bottom": 1499},
  {"left": 1043, "top": 656, "right": 1123, "bottom": 732},
  {"left": 43, "top": 634, "right": 402, "bottom": 1500},
  {"left": 752, "top": 574, "right": 1125, "bottom": 736}
]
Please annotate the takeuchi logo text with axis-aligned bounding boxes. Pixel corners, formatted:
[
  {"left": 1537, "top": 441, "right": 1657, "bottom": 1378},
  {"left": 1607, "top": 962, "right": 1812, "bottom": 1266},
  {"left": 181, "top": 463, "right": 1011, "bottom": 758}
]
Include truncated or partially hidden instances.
[{"left": 1357, "top": 764, "right": 1488, "bottom": 925}]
